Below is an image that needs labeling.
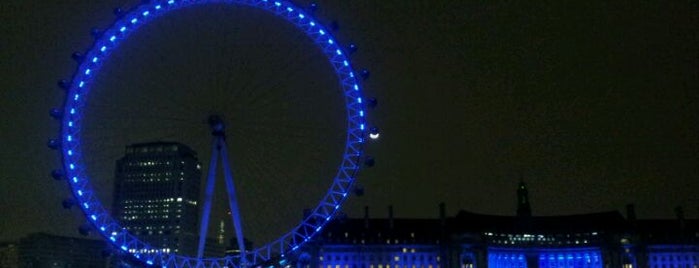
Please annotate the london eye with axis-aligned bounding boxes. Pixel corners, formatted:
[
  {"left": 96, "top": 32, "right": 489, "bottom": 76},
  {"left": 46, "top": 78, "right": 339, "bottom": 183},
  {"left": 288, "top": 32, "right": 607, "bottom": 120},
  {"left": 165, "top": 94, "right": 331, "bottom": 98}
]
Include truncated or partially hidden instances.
[{"left": 49, "top": 1, "right": 377, "bottom": 267}]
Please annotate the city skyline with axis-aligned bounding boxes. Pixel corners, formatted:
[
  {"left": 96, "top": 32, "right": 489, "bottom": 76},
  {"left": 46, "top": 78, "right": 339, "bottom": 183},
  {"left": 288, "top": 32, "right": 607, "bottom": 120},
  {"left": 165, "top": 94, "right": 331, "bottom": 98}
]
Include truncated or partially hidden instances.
[
  {"left": 1, "top": 0, "right": 698, "bottom": 247},
  {"left": 6, "top": 203, "right": 696, "bottom": 268}
]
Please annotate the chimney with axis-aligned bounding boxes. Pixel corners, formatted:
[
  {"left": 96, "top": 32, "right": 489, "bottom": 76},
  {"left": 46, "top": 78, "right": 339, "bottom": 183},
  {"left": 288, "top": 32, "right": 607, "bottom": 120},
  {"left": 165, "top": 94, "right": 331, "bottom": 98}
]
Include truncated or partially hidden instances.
[
  {"left": 675, "top": 206, "right": 685, "bottom": 220},
  {"left": 626, "top": 204, "right": 636, "bottom": 221},
  {"left": 364, "top": 206, "right": 369, "bottom": 229},
  {"left": 439, "top": 202, "right": 446, "bottom": 226},
  {"left": 675, "top": 206, "right": 685, "bottom": 234},
  {"left": 388, "top": 205, "right": 394, "bottom": 229},
  {"left": 516, "top": 181, "right": 532, "bottom": 218}
]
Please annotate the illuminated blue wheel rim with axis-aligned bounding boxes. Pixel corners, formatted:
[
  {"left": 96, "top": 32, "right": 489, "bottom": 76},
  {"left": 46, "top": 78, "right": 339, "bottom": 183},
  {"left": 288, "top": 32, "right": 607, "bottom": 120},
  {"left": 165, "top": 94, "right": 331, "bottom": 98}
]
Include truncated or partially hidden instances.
[{"left": 58, "top": 0, "right": 367, "bottom": 267}]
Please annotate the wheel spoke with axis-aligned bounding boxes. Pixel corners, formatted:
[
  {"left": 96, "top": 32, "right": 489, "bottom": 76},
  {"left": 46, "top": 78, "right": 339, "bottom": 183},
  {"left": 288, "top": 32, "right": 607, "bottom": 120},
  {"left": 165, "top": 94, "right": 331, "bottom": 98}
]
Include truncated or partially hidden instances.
[{"left": 55, "top": 1, "right": 369, "bottom": 267}]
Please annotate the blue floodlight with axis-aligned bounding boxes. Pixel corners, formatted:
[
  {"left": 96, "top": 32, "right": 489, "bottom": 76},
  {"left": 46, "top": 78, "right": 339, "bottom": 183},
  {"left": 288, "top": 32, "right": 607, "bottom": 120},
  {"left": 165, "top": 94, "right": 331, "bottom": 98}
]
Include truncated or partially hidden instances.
[
  {"left": 367, "top": 98, "right": 377, "bottom": 109},
  {"left": 47, "top": 138, "right": 60, "bottom": 150},
  {"left": 57, "top": 79, "right": 70, "bottom": 90},
  {"left": 71, "top": 52, "right": 84, "bottom": 62},
  {"left": 62, "top": 198, "right": 75, "bottom": 209},
  {"left": 360, "top": 69, "right": 370, "bottom": 80},
  {"left": 78, "top": 224, "right": 91, "bottom": 236},
  {"left": 51, "top": 169, "right": 64, "bottom": 180},
  {"left": 90, "top": 28, "right": 102, "bottom": 38},
  {"left": 364, "top": 157, "right": 375, "bottom": 167},
  {"left": 348, "top": 43, "right": 357, "bottom": 54}
]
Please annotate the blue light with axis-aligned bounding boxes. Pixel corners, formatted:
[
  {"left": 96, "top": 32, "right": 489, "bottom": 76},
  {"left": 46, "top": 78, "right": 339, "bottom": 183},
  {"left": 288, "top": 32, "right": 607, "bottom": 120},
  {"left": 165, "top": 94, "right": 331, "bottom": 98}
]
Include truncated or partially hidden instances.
[{"left": 57, "top": 0, "right": 370, "bottom": 263}]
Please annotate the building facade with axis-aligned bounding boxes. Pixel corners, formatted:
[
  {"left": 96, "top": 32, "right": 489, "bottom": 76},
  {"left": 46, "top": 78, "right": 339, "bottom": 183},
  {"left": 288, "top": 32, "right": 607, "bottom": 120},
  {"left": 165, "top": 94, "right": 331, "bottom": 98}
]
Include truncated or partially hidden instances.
[
  {"left": 294, "top": 184, "right": 698, "bottom": 268},
  {"left": 112, "top": 142, "right": 202, "bottom": 256},
  {"left": 14, "top": 233, "right": 108, "bottom": 268},
  {"left": 0, "top": 242, "right": 19, "bottom": 268},
  {"left": 297, "top": 211, "right": 697, "bottom": 268}
]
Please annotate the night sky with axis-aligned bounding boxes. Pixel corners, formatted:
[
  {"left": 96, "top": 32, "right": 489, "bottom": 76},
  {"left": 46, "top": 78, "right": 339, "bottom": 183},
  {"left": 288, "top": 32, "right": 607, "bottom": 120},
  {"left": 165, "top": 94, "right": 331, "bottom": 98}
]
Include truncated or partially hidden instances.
[{"left": 1, "top": 0, "right": 697, "bottom": 247}]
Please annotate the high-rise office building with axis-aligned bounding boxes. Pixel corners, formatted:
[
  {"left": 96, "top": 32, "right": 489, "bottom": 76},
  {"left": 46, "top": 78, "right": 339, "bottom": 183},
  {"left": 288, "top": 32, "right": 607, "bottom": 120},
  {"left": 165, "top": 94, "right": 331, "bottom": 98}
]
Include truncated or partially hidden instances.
[{"left": 112, "top": 142, "right": 202, "bottom": 256}]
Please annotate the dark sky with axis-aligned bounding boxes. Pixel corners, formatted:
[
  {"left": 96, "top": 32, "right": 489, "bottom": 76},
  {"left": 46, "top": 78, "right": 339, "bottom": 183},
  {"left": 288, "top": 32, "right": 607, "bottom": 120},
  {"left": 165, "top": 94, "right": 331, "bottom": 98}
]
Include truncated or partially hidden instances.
[{"left": 1, "top": 0, "right": 697, "bottom": 247}]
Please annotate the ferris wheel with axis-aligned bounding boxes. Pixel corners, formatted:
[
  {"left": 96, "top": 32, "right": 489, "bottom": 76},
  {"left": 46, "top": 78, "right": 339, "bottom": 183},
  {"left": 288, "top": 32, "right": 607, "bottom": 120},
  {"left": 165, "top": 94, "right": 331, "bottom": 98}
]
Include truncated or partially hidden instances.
[{"left": 48, "top": 0, "right": 378, "bottom": 267}]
